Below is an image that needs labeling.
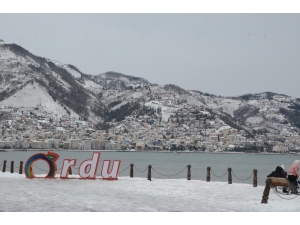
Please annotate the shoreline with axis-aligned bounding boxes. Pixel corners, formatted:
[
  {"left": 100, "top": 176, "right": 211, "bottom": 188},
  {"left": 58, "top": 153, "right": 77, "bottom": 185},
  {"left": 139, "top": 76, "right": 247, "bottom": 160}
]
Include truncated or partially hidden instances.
[{"left": 0, "top": 148, "right": 297, "bottom": 155}]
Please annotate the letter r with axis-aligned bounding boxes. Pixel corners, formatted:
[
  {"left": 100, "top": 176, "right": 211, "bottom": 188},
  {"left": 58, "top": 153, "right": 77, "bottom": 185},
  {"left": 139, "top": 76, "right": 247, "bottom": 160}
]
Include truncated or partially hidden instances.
[{"left": 60, "top": 159, "right": 76, "bottom": 178}]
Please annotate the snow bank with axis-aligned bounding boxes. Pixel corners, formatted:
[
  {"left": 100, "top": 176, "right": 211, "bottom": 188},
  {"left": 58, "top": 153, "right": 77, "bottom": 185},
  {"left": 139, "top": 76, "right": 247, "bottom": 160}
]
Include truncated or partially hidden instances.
[{"left": 1, "top": 172, "right": 300, "bottom": 213}]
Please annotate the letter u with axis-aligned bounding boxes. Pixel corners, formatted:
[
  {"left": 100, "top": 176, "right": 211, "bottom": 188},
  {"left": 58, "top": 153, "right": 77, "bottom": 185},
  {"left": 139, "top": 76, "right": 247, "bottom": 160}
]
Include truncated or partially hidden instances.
[{"left": 101, "top": 160, "right": 121, "bottom": 180}]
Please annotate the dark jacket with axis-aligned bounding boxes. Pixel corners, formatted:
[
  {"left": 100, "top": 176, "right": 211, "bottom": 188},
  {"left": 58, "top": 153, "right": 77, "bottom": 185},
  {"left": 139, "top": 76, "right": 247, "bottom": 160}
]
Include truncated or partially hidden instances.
[{"left": 267, "top": 166, "right": 287, "bottom": 178}]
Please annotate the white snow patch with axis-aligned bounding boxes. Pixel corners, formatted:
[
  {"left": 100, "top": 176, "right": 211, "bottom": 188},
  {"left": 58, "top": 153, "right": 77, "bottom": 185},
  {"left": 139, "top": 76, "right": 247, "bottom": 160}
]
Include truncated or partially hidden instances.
[
  {"left": 161, "top": 106, "right": 178, "bottom": 122},
  {"left": 145, "top": 101, "right": 161, "bottom": 109},
  {"left": 248, "top": 100, "right": 259, "bottom": 106},
  {"left": 0, "top": 82, "right": 78, "bottom": 119},
  {"left": 246, "top": 117, "right": 263, "bottom": 124},
  {"left": 56, "top": 127, "right": 66, "bottom": 131},
  {"left": 111, "top": 101, "right": 128, "bottom": 111},
  {"left": 128, "top": 92, "right": 143, "bottom": 99},
  {"left": 150, "top": 85, "right": 164, "bottom": 93},
  {"left": 219, "top": 99, "right": 241, "bottom": 116},
  {"left": 216, "top": 125, "right": 232, "bottom": 133},
  {"left": 0, "top": 47, "right": 18, "bottom": 60},
  {"left": 265, "top": 114, "right": 285, "bottom": 122},
  {"left": 186, "top": 96, "right": 204, "bottom": 106},
  {"left": 48, "top": 59, "right": 81, "bottom": 81},
  {"left": 204, "top": 98, "right": 241, "bottom": 117},
  {"left": 64, "top": 65, "right": 81, "bottom": 78},
  {"left": 82, "top": 79, "right": 102, "bottom": 89},
  {"left": 118, "top": 76, "right": 130, "bottom": 83},
  {"left": 52, "top": 71, "right": 71, "bottom": 89},
  {"left": 145, "top": 101, "right": 178, "bottom": 122}
]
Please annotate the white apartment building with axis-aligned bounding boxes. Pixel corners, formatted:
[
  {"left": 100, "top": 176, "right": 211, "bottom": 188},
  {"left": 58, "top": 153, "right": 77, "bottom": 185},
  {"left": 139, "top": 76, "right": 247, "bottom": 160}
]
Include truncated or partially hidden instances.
[
  {"left": 0, "top": 141, "right": 13, "bottom": 149},
  {"left": 70, "top": 139, "right": 80, "bottom": 149},
  {"left": 229, "top": 134, "right": 237, "bottom": 143},
  {"left": 83, "top": 140, "right": 91, "bottom": 150},
  {"left": 30, "top": 141, "right": 44, "bottom": 149}
]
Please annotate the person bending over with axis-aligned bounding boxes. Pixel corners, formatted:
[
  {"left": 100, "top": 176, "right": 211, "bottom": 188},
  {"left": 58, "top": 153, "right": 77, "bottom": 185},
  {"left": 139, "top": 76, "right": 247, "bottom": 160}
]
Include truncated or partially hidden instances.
[
  {"left": 267, "top": 165, "right": 288, "bottom": 193},
  {"left": 287, "top": 160, "right": 300, "bottom": 194}
]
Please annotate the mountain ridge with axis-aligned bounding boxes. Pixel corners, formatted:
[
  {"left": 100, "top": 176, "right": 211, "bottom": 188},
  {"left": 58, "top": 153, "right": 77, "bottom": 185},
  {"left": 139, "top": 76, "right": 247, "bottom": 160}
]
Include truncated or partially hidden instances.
[{"left": 1, "top": 40, "right": 300, "bottom": 152}]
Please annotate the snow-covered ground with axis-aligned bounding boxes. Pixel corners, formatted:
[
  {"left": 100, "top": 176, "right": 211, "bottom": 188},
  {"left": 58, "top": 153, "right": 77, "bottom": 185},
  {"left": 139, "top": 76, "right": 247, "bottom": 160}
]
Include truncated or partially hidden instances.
[{"left": 1, "top": 172, "right": 300, "bottom": 213}]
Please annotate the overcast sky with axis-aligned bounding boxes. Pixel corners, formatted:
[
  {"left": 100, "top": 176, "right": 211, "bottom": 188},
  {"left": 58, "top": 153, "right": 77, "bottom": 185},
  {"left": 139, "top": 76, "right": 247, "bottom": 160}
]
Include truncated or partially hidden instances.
[{"left": 1, "top": 13, "right": 300, "bottom": 98}]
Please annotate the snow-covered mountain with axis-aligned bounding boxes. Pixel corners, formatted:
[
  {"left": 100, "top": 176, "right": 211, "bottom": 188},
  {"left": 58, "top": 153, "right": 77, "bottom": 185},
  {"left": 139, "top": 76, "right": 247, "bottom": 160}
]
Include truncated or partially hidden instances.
[
  {"left": 1, "top": 39, "right": 300, "bottom": 143},
  {"left": 192, "top": 91, "right": 300, "bottom": 136}
]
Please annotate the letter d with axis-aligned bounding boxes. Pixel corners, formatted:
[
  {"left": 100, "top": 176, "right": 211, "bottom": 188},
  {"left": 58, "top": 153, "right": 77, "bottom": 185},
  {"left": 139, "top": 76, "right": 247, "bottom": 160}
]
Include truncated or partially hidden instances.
[{"left": 78, "top": 152, "right": 100, "bottom": 179}]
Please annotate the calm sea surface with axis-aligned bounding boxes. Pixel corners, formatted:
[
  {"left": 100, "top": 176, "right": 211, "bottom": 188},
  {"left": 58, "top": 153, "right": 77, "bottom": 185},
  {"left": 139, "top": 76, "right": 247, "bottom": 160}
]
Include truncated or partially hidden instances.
[{"left": 1, "top": 150, "right": 299, "bottom": 186}]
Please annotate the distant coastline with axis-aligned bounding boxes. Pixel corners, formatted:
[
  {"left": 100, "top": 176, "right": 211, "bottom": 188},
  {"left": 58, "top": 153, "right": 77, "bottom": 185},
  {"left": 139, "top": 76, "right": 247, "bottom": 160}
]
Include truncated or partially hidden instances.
[{"left": 0, "top": 148, "right": 298, "bottom": 155}]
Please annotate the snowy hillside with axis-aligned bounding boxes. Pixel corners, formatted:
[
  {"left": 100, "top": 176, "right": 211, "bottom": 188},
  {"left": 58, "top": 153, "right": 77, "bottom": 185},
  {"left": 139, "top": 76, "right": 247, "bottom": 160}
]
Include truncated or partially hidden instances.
[
  {"left": 1, "top": 40, "right": 300, "bottom": 152},
  {"left": 0, "top": 82, "right": 79, "bottom": 119}
]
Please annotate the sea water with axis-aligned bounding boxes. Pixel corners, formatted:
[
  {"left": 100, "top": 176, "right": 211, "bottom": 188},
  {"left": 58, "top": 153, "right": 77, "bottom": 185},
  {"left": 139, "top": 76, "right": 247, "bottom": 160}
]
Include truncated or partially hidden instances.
[{"left": 0, "top": 150, "right": 299, "bottom": 186}]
